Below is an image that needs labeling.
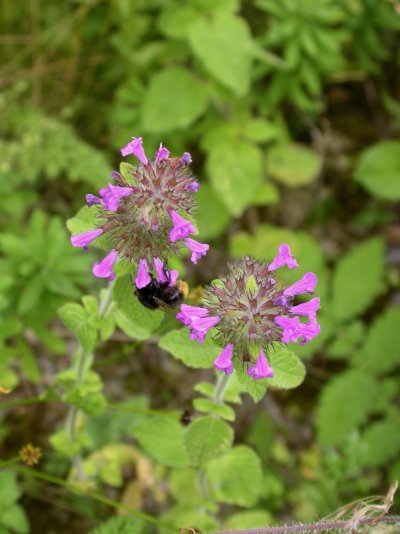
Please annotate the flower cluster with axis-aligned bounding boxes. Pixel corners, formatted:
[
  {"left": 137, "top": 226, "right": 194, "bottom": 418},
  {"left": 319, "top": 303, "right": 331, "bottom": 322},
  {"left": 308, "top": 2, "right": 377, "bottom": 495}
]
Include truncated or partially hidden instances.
[
  {"left": 177, "top": 245, "right": 320, "bottom": 380},
  {"left": 70, "top": 137, "right": 208, "bottom": 283}
]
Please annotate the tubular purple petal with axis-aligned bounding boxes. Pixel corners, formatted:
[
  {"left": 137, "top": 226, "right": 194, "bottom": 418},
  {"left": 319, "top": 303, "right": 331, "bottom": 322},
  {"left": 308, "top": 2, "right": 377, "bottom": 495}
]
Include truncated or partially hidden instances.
[
  {"left": 99, "top": 183, "right": 133, "bottom": 212},
  {"left": 180, "top": 152, "right": 192, "bottom": 166},
  {"left": 176, "top": 304, "right": 209, "bottom": 326},
  {"left": 135, "top": 259, "right": 152, "bottom": 289},
  {"left": 169, "top": 210, "right": 196, "bottom": 242},
  {"left": 268, "top": 244, "right": 299, "bottom": 272},
  {"left": 214, "top": 344, "right": 234, "bottom": 374},
  {"left": 86, "top": 194, "right": 102, "bottom": 207},
  {"left": 290, "top": 297, "right": 320, "bottom": 317},
  {"left": 168, "top": 269, "right": 179, "bottom": 286},
  {"left": 188, "top": 315, "right": 220, "bottom": 344},
  {"left": 186, "top": 181, "right": 200, "bottom": 192},
  {"left": 71, "top": 229, "right": 104, "bottom": 250},
  {"left": 247, "top": 349, "right": 274, "bottom": 379},
  {"left": 275, "top": 315, "right": 320, "bottom": 345},
  {"left": 283, "top": 272, "right": 318, "bottom": 297},
  {"left": 92, "top": 249, "right": 118, "bottom": 280},
  {"left": 154, "top": 257, "right": 168, "bottom": 283},
  {"left": 155, "top": 143, "right": 170, "bottom": 163},
  {"left": 184, "top": 237, "right": 209, "bottom": 264},
  {"left": 120, "top": 136, "right": 148, "bottom": 165}
]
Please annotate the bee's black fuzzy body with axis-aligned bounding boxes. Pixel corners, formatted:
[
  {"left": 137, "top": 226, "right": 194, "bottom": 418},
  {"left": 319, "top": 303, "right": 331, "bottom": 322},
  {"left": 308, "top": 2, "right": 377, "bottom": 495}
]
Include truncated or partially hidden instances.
[{"left": 135, "top": 276, "right": 187, "bottom": 310}]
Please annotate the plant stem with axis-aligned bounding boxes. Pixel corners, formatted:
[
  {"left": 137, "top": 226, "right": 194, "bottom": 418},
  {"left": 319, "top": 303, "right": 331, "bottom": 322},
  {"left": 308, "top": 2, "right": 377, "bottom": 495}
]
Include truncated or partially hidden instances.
[
  {"left": 11, "top": 465, "right": 177, "bottom": 532},
  {"left": 98, "top": 280, "right": 114, "bottom": 318},
  {"left": 212, "top": 372, "right": 231, "bottom": 404}
]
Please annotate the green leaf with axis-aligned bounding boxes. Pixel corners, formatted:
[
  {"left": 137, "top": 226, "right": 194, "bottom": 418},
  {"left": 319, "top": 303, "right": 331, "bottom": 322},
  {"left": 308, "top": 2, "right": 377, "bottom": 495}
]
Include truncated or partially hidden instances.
[
  {"left": 193, "top": 398, "right": 235, "bottom": 421},
  {"left": 331, "top": 238, "right": 384, "bottom": 321},
  {"left": 206, "top": 139, "right": 262, "bottom": 216},
  {"left": 196, "top": 183, "right": 231, "bottom": 239},
  {"left": 224, "top": 510, "right": 273, "bottom": 530},
  {"left": 360, "top": 419, "right": 400, "bottom": 468},
  {"left": 354, "top": 140, "right": 400, "bottom": 200},
  {"left": 17, "top": 275, "right": 45, "bottom": 314},
  {"left": 169, "top": 468, "right": 203, "bottom": 505},
  {"left": 206, "top": 445, "right": 262, "bottom": 506},
  {"left": 0, "top": 471, "right": 21, "bottom": 508},
  {"left": 268, "top": 143, "right": 321, "bottom": 186},
  {"left": 183, "top": 416, "right": 233, "bottom": 466},
  {"left": 133, "top": 416, "right": 189, "bottom": 468},
  {"left": 268, "top": 348, "right": 306, "bottom": 389},
  {"left": 355, "top": 307, "right": 400, "bottom": 374},
  {"left": 159, "top": 328, "right": 220, "bottom": 368},
  {"left": 113, "top": 275, "right": 163, "bottom": 340},
  {"left": 252, "top": 182, "right": 279, "bottom": 206},
  {"left": 88, "top": 516, "right": 146, "bottom": 534},
  {"left": 0, "top": 505, "right": 29, "bottom": 534},
  {"left": 142, "top": 67, "right": 208, "bottom": 132},
  {"left": 327, "top": 321, "right": 366, "bottom": 359},
  {"left": 58, "top": 302, "right": 97, "bottom": 352},
  {"left": 316, "top": 370, "right": 378, "bottom": 446},
  {"left": 235, "top": 364, "right": 268, "bottom": 403},
  {"left": 188, "top": 13, "right": 253, "bottom": 96}
]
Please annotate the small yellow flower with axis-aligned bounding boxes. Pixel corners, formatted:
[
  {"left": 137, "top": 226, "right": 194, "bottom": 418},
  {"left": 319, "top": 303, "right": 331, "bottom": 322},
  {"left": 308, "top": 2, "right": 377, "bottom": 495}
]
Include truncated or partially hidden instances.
[{"left": 19, "top": 444, "right": 42, "bottom": 466}]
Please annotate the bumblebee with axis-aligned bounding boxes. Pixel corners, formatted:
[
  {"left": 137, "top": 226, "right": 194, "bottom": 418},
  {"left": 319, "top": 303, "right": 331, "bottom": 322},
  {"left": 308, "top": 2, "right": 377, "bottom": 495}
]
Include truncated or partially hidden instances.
[{"left": 135, "top": 269, "right": 188, "bottom": 311}]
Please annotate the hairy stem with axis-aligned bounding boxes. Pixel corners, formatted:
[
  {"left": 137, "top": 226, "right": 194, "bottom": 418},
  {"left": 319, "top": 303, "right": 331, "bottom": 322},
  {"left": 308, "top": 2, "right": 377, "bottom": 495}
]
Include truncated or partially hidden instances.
[{"left": 212, "top": 372, "right": 231, "bottom": 404}]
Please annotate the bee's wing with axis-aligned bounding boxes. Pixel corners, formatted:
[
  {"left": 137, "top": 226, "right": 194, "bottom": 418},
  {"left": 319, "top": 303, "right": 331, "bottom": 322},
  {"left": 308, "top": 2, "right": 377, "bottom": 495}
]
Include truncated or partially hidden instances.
[{"left": 153, "top": 297, "right": 178, "bottom": 314}]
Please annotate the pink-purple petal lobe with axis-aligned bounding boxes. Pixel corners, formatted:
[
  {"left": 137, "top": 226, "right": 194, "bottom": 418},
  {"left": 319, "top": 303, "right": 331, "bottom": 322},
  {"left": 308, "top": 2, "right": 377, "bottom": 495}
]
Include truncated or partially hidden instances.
[
  {"left": 214, "top": 344, "right": 234, "bottom": 374},
  {"left": 188, "top": 315, "right": 220, "bottom": 344},
  {"left": 135, "top": 259, "right": 152, "bottom": 289},
  {"left": 86, "top": 194, "right": 102, "bottom": 207},
  {"left": 186, "top": 181, "right": 200, "bottom": 192},
  {"left": 99, "top": 183, "right": 133, "bottom": 212},
  {"left": 247, "top": 349, "right": 274, "bottom": 380},
  {"left": 184, "top": 237, "right": 209, "bottom": 264},
  {"left": 180, "top": 152, "right": 192, "bottom": 166},
  {"left": 290, "top": 297, "right": 320, "bottom": 317},
  {"left": 120, "top": 136, "right": 148, "bottom": 165},
  {"left": 168, "top": 269, "right": 179, "bottom": 286},
  {"left": 155, "top": 143, "right": 170, "bottom": 163},
  {"left": 154, "top": 257, "right": 168, "bottom": 283},
  {"left": 268, "top": 244, "right": 299, "bottom": 272},
  {"left": 176, "top": 304, "right": 209, "bottom": 326},
  {"left": 169, "top": 210, "right": 196, "bottom": 242},
  {"left": 71, "top": 228, "right": 104, "bottom": 250},
  {"left": 92, "top": 249, "right": 118, "bottom": 281},
  {"left": 275, "top": 315, "right": 320, "bottom": 345},
  {"left": 283, "top": 272, "right": 318, "bottom": 297}
]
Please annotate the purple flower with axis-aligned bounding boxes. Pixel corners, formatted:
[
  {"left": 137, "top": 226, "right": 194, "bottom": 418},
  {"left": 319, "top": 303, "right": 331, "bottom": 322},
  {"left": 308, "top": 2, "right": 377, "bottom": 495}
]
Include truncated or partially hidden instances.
[
  {"left": 92, "top": 249, "right": 118, "bottom": 281},
  {"left": 135, "top": 259, "right": 152, "bottom": 289},
  {"left": 168, "top": 269, "right": 179, "bottom": 286},
  {"left": 99, "top": 184, "right": 133, "bottom": 212},
  {"left": 176, "top": 304, "right": 209, "bottom": 326},
  {"left": 154, "top": 257, "right": 168, "bottom": 283},
  {"left": 169, "top": 210, "right": 196, "bottom": 242},
  {"left": 184, "top": 237, "right": 209, "bottom": 264},
  {"left": 214, "top": 344, "right": 234, "bottom": 374},
  {"left": 178, "top": 252, "right": 320, "bottom": 382},
  {"left": 120, "top": 136, "right": 148, "bottom": 165},
  {"left": 188, "top": 315, "right": 220, "bottom": 344},
  {"left": 247, "top": 349, "right": 274, "bottom": 380},
  {"left": 274, "top": 315, "right": 320, "bottom": 345},
  {"left": 180, "top": 152, "right": 192, "bottom": 166},
  {"left": 155, "top": 143, "right": 170, "bottom": 163},
  {"left": 268, "top": 244, "right": 299, "bottom": 272},
  {"left": 290, "top": 297, "right": 320, "bottom": 318},
  {"left": 283, "top": 272, "right": 318, "bottom": 297},
  {"left": 71, "top": 229, "right": 104, "bottom": 251},
  {"left": 186, "top": 181, "right": 200, "bottom": 192},
  {"left": 86, "top": 194, "right": 102, "bottom": 207}
]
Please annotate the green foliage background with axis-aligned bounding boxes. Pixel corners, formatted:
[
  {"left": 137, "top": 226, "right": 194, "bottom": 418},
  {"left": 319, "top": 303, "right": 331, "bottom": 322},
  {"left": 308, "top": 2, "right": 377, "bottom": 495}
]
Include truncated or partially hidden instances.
[{"left": 1, "top": 0, "right": 400, "bottom": 532}]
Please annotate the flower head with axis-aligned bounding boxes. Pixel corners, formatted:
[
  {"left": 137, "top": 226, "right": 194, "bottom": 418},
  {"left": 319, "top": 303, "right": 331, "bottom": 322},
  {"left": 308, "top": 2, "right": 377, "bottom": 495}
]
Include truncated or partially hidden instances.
[
  {"left": 176, "top": 245, "right": 320, "bottom": 380},
  {"left": 72, "top": 136, "right": 205, "bottom": 283}
]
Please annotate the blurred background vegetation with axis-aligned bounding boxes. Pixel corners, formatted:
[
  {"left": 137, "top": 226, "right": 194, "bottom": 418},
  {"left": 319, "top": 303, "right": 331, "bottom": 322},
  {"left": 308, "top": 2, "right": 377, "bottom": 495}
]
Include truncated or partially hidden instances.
[{"left": 1, "top": 0, "right": 400, "bottom": 532}]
